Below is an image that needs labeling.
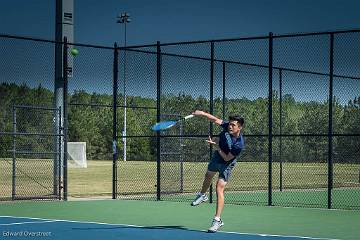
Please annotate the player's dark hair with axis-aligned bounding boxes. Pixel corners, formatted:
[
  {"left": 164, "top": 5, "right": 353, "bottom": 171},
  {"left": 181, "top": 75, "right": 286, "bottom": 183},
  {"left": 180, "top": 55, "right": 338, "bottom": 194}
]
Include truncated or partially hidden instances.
[{"left": 229, "top": 115, "right": 244, "bottom": 126}]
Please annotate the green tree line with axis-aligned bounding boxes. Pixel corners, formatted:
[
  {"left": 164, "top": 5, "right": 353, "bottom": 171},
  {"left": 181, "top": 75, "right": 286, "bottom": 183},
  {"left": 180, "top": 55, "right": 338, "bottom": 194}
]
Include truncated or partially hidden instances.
[{"left": 0, "top": 82, "right": 359, "bottom": 163}]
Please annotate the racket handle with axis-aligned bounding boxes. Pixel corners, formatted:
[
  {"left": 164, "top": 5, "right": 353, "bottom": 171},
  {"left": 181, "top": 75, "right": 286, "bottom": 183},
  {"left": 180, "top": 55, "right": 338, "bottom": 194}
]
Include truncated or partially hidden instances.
[{"left": 184, "top": 114, "right": 194, "bottom": 120}]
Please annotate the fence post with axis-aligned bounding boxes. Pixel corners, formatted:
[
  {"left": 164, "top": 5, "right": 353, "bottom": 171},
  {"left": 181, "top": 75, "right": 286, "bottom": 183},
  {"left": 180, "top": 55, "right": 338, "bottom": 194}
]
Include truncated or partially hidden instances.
[
  {"left": 58, "top": 107, "right": 62, "bottom": 200},
  {"left": 328, "top": 33, "right": 334, "bottom": 209},
  {"left": 209, "top": 41, "right": 215, "bottom": 203},
  {"left": 279, "top": 69, "right": 283, "bottom": 192},
  {"left": 62, "top": 37, "right": 68, "bottom": 201},
  {"left": 156, "top": 41, "right": 162, "bottom": 201},
  {"left": 12, "top": 106, "right": 16, "bottom": 200},
  {"left": 112, "top": 43, "right": 119, "bottom": 199},
  {"left": 222, "top": 61, "right": 226, "bottom": 120},
  {"left": 268, "top": 32, "right": 273, "bottom": 206}
]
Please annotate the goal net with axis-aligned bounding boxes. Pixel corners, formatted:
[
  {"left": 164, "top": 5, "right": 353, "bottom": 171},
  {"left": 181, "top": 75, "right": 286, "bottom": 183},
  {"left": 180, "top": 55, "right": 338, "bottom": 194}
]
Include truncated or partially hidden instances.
[{"left": 67, "top": 142, "right": 87, "bottom": 168}]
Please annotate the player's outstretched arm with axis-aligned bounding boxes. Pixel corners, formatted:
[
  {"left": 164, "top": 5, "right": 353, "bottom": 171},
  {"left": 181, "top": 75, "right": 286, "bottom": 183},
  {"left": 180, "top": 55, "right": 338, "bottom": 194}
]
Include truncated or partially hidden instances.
[{"left": 192, "top": 110, "right": 223, "bottom": 125}]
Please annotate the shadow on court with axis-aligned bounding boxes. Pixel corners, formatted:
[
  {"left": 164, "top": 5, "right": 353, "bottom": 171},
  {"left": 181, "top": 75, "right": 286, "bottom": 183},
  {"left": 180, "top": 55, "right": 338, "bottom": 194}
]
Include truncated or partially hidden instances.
[{"left": 72, "top": 225, "right": 192, "bottom": 231}]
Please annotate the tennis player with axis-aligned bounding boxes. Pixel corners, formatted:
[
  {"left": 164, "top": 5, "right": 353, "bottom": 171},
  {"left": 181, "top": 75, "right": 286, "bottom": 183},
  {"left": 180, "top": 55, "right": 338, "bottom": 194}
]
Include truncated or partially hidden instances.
[{"left": 191, "top": 110, "right": 245, "bottom": 233}]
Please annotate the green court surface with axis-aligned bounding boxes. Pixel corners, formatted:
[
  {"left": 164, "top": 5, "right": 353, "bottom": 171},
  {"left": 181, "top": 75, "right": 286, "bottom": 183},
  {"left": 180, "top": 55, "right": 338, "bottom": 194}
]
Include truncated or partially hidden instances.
[
  {"left": 0, "top": 200, "right": 359, "bottom": 239},
  {"left": 160, "top": 188, "right": 360, "bottom": 209}
]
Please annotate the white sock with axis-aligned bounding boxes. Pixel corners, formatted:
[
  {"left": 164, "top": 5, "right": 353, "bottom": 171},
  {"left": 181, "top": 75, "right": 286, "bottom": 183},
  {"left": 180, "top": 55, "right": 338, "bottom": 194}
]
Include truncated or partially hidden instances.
[{"left": 214, "top": 216, "right": 221, "bottom": 221}]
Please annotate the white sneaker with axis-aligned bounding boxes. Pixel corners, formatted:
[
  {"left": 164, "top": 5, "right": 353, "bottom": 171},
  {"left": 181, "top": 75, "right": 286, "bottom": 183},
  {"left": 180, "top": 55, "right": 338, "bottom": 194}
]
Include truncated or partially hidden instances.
[
  {"left": 191, "top": 193, "right": 208, "bottom": 206},
  {"left": 208, "top": 218, "right": 224, "bottom": 233}
]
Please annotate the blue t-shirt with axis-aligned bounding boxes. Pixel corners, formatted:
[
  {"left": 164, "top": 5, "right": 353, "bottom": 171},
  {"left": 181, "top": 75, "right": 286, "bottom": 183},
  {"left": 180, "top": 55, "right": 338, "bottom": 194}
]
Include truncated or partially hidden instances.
[{"left": 218, "top": 121, "right": 245, "bottom": 158}]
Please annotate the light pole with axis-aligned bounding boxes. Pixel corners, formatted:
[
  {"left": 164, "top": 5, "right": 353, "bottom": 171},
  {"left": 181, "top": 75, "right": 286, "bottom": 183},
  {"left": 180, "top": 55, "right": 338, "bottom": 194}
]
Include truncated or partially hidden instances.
[{"left": 117, "top": 12, "right": 131, "bottom": 161}]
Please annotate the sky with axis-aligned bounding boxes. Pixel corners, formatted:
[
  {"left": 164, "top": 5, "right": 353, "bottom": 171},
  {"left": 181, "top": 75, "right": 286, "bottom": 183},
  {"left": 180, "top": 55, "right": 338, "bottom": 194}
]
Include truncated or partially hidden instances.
[
  {"left": 1, "top": 0, "right": 360, "bottom": 47},
  {"left": 0, "top": 0, "right": 359, "bottom": 105}
]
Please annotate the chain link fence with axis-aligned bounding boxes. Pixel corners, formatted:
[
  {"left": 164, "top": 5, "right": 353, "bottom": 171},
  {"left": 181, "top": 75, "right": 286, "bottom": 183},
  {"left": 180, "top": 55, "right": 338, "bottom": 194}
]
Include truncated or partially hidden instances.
[
  {"left": 0, "top": 30, "right": 359, "bottom": 209},
  {"left": 0, "top": 36, "right": 61, "bottom": 200}
]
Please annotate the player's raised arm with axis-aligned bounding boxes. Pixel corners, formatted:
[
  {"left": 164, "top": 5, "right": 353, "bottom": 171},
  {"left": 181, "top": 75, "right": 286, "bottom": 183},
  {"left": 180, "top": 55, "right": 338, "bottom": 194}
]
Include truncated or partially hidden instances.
[{"left": 192, "top": 110, "right": 223, "bottom": 125}]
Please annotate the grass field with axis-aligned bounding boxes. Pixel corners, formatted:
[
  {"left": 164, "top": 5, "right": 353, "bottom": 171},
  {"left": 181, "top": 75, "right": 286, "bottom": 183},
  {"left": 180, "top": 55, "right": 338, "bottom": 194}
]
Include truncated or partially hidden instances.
[{"left": 1, "top": 158, "right": 359, "bottom": 208}]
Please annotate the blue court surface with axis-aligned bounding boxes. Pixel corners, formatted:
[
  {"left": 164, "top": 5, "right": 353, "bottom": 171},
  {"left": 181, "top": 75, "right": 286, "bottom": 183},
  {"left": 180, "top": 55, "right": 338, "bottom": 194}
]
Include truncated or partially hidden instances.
[{"left": 0, "top": 216, "right": 335, "bottom": 240}]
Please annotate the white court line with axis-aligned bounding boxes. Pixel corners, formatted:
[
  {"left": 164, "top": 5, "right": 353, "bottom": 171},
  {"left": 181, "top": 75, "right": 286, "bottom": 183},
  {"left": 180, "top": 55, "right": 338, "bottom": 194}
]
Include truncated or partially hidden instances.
[
  {"left": 0, "top": 220, "right": 58, "bottom": 226},
  {"left": 219, "top": 230, "right": 340, "bottom": 240},
  {"left": 0, "top": 215, "right": 339, "bottom": 240}
]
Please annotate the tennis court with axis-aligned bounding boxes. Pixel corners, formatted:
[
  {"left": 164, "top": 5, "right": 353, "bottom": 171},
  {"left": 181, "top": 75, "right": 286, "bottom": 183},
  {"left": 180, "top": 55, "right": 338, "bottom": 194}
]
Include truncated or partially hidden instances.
[
  {"left": 1, "top": 200, "right": 359, "bottom": 240},
  {"left": 0, "top": 216, "right": 316, "bottom": 240}
]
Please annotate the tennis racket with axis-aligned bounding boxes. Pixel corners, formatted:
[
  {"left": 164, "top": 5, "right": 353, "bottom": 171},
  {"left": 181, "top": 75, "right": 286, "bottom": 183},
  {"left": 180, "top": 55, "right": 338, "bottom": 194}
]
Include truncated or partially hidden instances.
[{"left": 152, "top": 114, "right": 194, "bottom": 131}]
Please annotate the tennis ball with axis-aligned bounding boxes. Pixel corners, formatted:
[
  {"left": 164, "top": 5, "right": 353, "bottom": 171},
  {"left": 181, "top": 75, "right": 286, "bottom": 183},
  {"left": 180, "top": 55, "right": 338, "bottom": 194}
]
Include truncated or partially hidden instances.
[{"left": 71, "top": 48, "right": 79, "bottom": 56}]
